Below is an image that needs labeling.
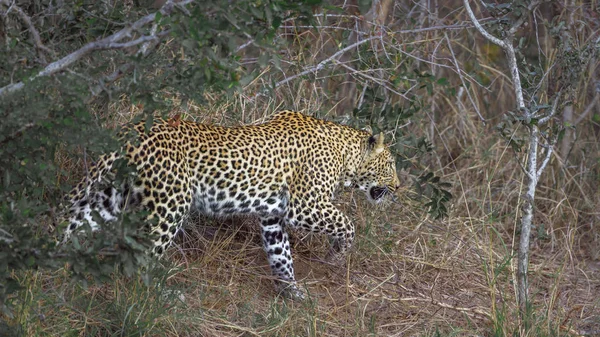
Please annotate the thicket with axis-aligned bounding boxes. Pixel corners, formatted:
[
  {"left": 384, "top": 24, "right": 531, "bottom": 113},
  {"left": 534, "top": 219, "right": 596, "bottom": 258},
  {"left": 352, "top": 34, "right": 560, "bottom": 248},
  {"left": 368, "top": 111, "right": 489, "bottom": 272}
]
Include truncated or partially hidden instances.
[
  {"left": 0, "top": 0, "right": 446, "bottom": 320},
  {"left": 0, "top": 0, "right": 321, "bottom": 318},
  {"left": 0, "top": 0, "right": 598, "bottom": 336}
]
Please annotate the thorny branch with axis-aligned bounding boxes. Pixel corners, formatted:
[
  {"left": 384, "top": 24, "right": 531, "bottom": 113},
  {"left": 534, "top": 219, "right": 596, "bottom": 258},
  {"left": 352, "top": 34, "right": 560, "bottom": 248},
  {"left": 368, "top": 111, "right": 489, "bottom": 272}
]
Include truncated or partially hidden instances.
[{"left": 0, "top": 0, "right": 196, "bottom": 98}]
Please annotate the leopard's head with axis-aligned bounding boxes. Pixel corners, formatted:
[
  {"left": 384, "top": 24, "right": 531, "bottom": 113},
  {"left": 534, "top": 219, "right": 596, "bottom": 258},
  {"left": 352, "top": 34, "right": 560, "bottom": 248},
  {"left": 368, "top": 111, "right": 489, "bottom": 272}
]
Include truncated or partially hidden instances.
[{"left": 354, "top": 131, "right": 400, "bottom": 204}]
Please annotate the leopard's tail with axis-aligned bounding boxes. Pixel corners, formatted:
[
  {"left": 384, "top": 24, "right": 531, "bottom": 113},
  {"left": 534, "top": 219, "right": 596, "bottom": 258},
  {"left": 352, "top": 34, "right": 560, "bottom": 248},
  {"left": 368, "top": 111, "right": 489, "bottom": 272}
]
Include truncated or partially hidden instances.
[{"left": 60, "top": 151, "right": 126, "bottom": 242}]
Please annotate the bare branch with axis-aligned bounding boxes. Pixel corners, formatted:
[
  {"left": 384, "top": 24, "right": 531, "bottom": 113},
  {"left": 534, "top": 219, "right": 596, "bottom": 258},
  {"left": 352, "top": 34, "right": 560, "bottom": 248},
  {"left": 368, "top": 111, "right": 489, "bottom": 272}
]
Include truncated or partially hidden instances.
[
  {"left": 279, "top": 22, "right": 483, "bottom": 35},
  {"left": 536, "top": 123, "right": 560, "bottom": 179},
  {"left": 89, "top": 64, "right": 135, "bottom": 98},
  {"left": 103, "top": 33, "right": 166, "bottom": 50},
  {"left": 139, "top": 23, "right": 159, "bottom": 55},
  {"left": 0, "top": 226, "right": 15, "bottom": 244},
  {"left": 0, "top": 0, "right": 195, "bottom": 98},
  {"left": 89, "top": 16, "right": 167, "bottom": 98},
  {"left": 304, "top": 34, "right": 376, "bottom": 70},
  {"left": 574, "top": 92, "right": 600, "bottom": 126},
  {"left": 462, "top": 0, "right": 508, "bottom": 48},
  {"left": 236, "top": 39, "right": 254, "bottom": 52},
  {"left": 463, "top": 0, "right": 526, "bottom": 111},
  {"left": 296, "top": 13, "right": 495, "bottom": 34},
  {"left": 357, "top": 81, "right": 369, "bottom": 110},
  {"left": 536, "top": 143, "right": 554, "bottom": 180},
  {"left": 464, "top": 0, "right": 548, "bottom": 318},
  {"left": 538, "top": 89, "right": 563, "bottom": 125}
]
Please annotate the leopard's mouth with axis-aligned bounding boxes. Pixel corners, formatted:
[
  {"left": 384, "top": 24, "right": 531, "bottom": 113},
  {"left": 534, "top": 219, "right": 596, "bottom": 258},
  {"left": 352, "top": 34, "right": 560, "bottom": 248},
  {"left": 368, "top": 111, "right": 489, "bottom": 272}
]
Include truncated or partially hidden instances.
[{"left": 368, "top": 186, "right": 394, "bottom": 203}]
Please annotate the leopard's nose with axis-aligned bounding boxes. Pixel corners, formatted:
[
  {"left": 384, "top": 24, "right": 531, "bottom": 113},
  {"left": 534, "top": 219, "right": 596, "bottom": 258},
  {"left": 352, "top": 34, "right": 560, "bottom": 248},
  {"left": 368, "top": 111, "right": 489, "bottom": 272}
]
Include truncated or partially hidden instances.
[{"left": 393, "top": 176, "right": 401, "bottom": 190}]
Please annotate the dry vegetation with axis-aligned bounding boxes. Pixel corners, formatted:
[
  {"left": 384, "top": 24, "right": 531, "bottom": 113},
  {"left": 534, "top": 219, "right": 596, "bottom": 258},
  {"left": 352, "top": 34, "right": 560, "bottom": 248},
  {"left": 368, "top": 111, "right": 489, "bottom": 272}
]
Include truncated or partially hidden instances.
[{"left": 6, "top": 0, "right": 600, "bottom": 336}]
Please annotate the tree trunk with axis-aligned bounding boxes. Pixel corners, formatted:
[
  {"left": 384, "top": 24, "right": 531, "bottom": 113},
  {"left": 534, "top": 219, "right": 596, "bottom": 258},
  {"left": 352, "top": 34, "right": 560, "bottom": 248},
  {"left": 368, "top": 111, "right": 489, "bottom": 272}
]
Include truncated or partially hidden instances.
[
  {"left": 518, "top": 124, "right": 539, "bottom": 314},
  {"left": 560, "top": 105, "right": 574, "bottom": 160}
]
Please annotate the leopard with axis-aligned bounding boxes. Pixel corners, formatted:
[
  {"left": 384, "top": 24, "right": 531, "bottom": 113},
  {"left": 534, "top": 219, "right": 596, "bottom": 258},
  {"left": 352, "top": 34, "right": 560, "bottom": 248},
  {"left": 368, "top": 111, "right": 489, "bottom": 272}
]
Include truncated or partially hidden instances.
[{"left": 63, "top": 110, "right": 400, "bottom": 298}]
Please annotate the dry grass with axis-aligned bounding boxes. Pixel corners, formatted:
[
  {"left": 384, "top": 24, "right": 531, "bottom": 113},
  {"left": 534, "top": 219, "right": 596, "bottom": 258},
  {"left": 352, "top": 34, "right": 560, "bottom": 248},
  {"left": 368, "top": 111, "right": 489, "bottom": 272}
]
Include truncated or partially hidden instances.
[
  {"left": 18, "top": 188, "right": 598, "bottom": 335},
  {"left": 152, "top": 193, "right": 598, "bottom": 336}
]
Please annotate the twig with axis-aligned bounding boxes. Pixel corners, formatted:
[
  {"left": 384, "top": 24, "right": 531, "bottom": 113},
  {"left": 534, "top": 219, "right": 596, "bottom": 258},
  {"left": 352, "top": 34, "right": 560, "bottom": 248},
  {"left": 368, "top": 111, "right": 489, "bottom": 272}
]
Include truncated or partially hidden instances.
[
  {"left": 102, "top": 33, "right": 165, "bottom": 50},
  {"left": 89, "top": 17, "right": 167, "bottom": 97},
  {"left": 0, "top": 122, "right": 35, "bottom": 147},
  {"left": 573, "top": 92, "right": 600, "bottom": 126},
  {"left": 507, "top": 0, "right": 542, "bottom": 36},
  {"left": 248, "top": 35, "right": 379, "bottom": 102},
  {"left": 236, "top": 39, "right": 254, "bottom": 52},
  {"left": 357, "top": 81, "right": 369, "bottom": 110},
  {"left": 1, "top": 0, "right": 55, "bottom": 63},
  {"left": 89, "top": 64, "right": 135, "bottom": 98},
  {"left": 463, "top": 0, "right": 525, "bottom": 111},
  {"left": 335, "top": 62, "right": 412, "bottom": 101},
  {"left": 0, "top": 0, "right": 195, "bottom": 98},
  {"left": 511, "top": 147, "right": 530, "bottom": 177},
  {"left": 390, "top": 44, "right": 489, "bottom": 92},
  {"left": 139, "top": 23, "right": 159, "bottom": 55},
  {"left": 310, "top": 35, "right": 380, "bottom": 73},
  {"left": 536, "top": 141, "right": 554, "bottom": 180},
  {"left": 292, "top": 12, "right": 495, "bottom": 34},
  {"left": 445, "top": 33, "right": 486, "bottom": 122},
  {"left": 538, "top": 89, "right": 563, "bottom": 125},
  {"left": 0, "top": 227, "right": 14, "bottom": 244},
  {"left": 463, "top": 1, "right": 507, "bottom": 48},
  {"left": 278, "top": 22, "right": 483, "bottom": 37}
]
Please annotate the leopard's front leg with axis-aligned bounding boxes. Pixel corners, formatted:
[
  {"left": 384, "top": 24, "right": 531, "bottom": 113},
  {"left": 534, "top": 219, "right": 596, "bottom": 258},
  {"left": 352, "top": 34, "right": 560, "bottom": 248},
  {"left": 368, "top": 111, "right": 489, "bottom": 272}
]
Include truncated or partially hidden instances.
[{"left": 286, "top": 199, "right": 355, "bottom": 263}]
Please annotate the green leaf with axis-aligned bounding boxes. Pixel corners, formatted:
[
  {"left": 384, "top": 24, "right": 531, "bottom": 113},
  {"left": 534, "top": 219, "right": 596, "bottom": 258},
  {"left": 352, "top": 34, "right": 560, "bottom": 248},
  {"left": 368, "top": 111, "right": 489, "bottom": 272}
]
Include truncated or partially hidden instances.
[
  {"left": 436, "top": 77, "right": 449, "bottom": 86},
  {"left": 358, "top": 0, "right": 372, "bottom": 14},
  {"left": 258, "top": 53, "right": 269, "bottom": 67},
  {"left": 239, "top": 74, "right": 255, "bottom": 86}
]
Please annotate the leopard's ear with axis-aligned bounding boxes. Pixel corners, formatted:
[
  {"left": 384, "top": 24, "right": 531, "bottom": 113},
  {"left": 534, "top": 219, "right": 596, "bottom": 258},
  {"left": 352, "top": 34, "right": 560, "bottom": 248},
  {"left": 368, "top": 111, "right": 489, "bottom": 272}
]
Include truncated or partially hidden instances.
[
  {"left": 363, "top": 125, "right": 373, "bottom": 135},
  {"left": 368, "top": 132, "right": 385, "bottom": 154}
]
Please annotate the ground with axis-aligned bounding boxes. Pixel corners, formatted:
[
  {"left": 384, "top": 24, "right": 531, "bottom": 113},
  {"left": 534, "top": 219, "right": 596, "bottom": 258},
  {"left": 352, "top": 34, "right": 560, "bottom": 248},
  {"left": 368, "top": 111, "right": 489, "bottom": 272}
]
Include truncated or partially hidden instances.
[{"left": 18, "top": 189, "right": 598, "bottom": 336}]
